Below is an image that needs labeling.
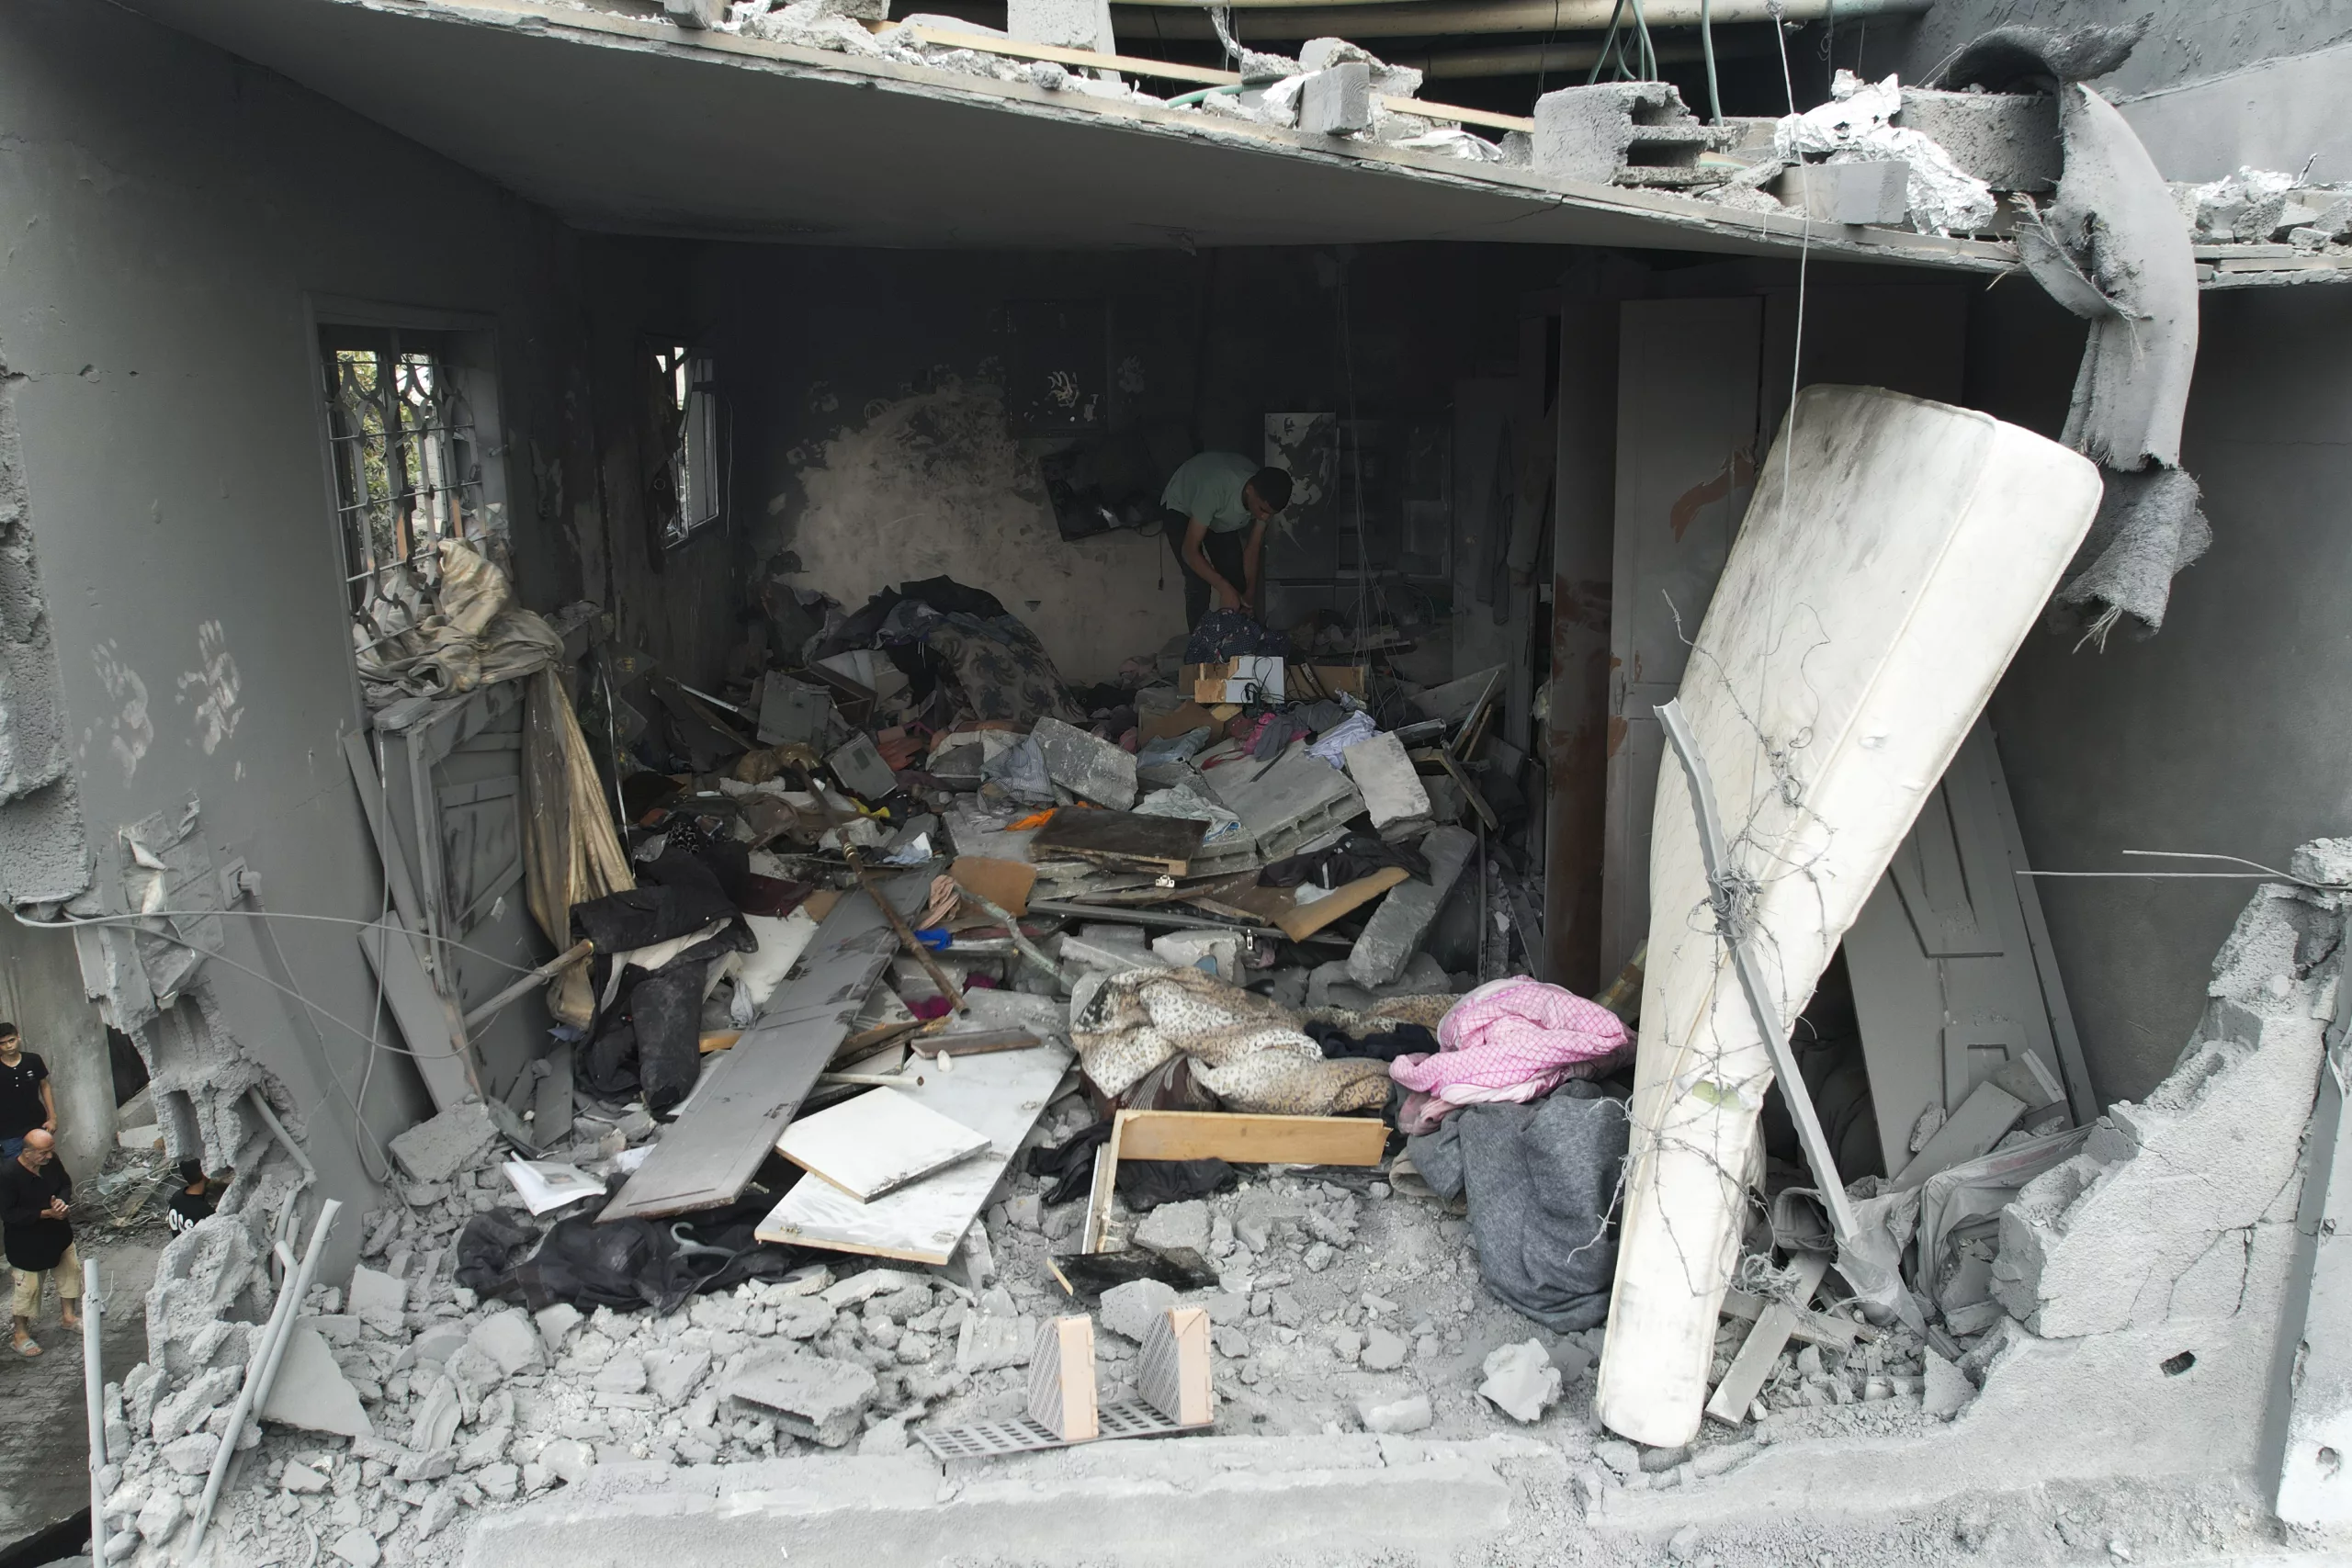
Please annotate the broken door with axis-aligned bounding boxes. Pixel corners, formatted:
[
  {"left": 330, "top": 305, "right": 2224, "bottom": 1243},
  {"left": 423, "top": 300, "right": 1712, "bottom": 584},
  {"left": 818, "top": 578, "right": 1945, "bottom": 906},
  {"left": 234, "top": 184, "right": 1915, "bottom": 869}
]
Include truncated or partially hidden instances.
[{"left": 1842, "top": 719, "right": 2093, "bottom": 1172}]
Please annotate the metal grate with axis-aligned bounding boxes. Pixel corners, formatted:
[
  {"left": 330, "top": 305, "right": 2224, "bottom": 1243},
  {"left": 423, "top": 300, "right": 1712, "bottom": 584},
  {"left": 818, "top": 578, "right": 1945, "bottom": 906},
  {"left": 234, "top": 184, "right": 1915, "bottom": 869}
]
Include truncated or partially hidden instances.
[
  {"left": 915, "top": 1400, "right": 1186, "bottom": 1461},
  {"left": 322, "top": 335, "right": 488, "bottom": 617}
]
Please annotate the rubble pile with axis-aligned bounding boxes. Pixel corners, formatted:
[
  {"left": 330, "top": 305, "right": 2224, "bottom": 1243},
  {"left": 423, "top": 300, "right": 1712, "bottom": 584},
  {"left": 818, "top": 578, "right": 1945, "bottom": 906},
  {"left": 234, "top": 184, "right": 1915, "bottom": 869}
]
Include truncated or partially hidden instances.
[{"left": 2175, "top": 166, "right": 2352, "bottom": 253}]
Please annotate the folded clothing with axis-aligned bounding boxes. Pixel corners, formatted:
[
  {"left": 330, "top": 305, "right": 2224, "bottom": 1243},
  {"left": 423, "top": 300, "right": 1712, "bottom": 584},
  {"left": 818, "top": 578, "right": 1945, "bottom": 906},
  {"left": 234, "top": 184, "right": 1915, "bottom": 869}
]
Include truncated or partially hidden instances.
[{"left": 1390, "top": 976, "right": 1633, "bottom": 1124}]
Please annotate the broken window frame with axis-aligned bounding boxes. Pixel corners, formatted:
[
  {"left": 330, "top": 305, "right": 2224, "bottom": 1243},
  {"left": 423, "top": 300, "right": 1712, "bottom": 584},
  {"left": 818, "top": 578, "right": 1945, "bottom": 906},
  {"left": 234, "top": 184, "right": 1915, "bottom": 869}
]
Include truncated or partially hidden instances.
[
  {"left": 314, "top": 318, "right": 512, "bottom": 665},
  {"left": 650, "top": 341, "right": 724, "bottom": 549}
]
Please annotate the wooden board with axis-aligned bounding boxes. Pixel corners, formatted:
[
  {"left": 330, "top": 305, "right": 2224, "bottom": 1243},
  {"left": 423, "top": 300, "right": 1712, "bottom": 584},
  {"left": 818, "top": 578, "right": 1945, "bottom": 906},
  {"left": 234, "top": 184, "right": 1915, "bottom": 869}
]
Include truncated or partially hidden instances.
[
  {"left": 756, "top": 1034, "right": 1073, "bottom": 1263},
  {"left": 600, "top": 874, "right": 927, "bottom": 1223},
  {"left": 1030, "top": 809, "right": 1206, "bottom": 875},
  {"left": 1140, "top": 700, "right": 1217, "bottom": 743},
  {"left": 951, "top": 856, "right": 1036, "bottom": 917},
  {"left": 777, "top": 1087, "right": 991, "bottom": 1201},
  {"left": 357, "top": 916, "right": 478, "bottom": 1113},
  {"left": 1115, "top": 1110, "right": 1388, "bottom": 1166},
  {"left": 1704, "top": 1253, "right": 1828, "bottom": 1427},
  {"left": 1224, "top": 867, "right": 1410, "bottom": 942}
]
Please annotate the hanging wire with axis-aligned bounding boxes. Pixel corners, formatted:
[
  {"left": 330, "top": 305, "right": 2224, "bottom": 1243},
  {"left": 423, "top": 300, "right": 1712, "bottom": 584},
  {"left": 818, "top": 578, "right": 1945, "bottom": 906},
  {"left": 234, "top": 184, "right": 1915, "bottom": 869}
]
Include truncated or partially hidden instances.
[
  {"left": 1585, "top": 0, "right": 1629, "bottom": 85},
  {"left": 1701, "top": 0, "right": 1724, "bottom": 122},
  {"left": 1626, "top": 0, "right": 1657, "bottom": 79}
]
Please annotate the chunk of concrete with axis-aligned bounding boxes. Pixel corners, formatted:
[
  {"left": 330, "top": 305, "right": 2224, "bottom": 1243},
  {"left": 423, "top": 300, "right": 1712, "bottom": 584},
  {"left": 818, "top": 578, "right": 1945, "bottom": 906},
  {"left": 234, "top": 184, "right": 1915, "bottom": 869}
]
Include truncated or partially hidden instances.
[
  {"left": 1340, "top": 731, "right": 1431, "bottom": 836},
  {"left": 345, "top": 1264, "right": 407, "bottom": 1326},
  {"left": 1357, "top": 1393, "right": 1433, "bottom": 1434},
  {"left": 1031, "top": 717, "right": 1137, "bottom": 809},
  {"left": 1101, "top": 1279, "right": 1180, "bottom": 1342},
  {"left": 1134, "top": 1200, "right": 1212, "bottom": 1258},
  {"left": 1770, "top": 160, "right": 1912, "bottom": 226},
  {"left": 388, "top": 1100, "right": 498, "bottom": 1185},
  {"left": 1151, "top": 930, "right": 1238, "bottom": 982},
  {"left": 1921, "top": 1348, "right": 1973, "bottom": 1417},
  {"left": 1478, "top": 1339, "right": 1562, "bottom": 1422},
  {"left": 260, "top": 1323, "right": 375, "bottom": 1438},
  {"left": 1206, "top": 744, "right": 1364, "bottom": 861},
  {"left": 957, "top": 1313, "right": 1034, "bottom": 1373},
  {"left": 151, "top": 1365, "right": 239, "bottom": 1442},
  {"left": 727, "top": 1351, "right": 878, "bottom": 1448},
  {"left": 1347, "top": 825, "right": 1476, "bottom": 987},
  {"left": 1300, "top": 62, "right": 1373, "bottom": 136},
  {"left": 469, "top": 1310, "right": 545, "bottom": 1376},
  {"left": 330, "top": 1526, "right": 381, "bottom": 1568},
  {"left": 158, "top": 1432, "right": 219, "bottom": 1475},
  {"left": 1007, "top": 0, "right": 1114, "bottom": 52},
  {"left": 281, "top": 1461, "right": 330, "bottom": 1494},
  {"left": 1360, "top": 1326, "right": 1409, "bottom": 1371},
  {"left": 646, "top": 1347, "right": 713, "bottom": 1406},
  {"left": 533, "top": 1303, "right": 581, "bottom": 1357},
  {"left": 1894, "top": 85, "right": 2060, "bottom": 193}
]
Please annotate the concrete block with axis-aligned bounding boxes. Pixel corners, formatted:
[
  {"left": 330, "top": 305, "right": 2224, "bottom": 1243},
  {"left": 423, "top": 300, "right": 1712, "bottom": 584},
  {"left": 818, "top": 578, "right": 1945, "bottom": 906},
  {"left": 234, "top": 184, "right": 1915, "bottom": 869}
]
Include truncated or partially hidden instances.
[
  {"left": 1894, "top": 86, "right": 2059, "bottom": 193},
  {"left": 1299, "top": 36, "right": 1420, "bottom": 97},
  {"left": 388, "top": 1100, "right": 498, "bottom": 1185},
  {"left": 661, "top": 0, "right": 723, "bottom": 26},
  {"left": 1207, "top": 745, "right": 1364, "bottom": 861},
  {"left": 1357, "top": 1393, "right": 1432, "bottom": 1433},
  {"left": 1150, "top": 929, "right": 1239, "bottom": 981},
  {"left": 1134, "top": 1200, "right": 1211, "bottom": 1258},
  {"left": 1359, "top": 1327, "right": 1408, "bottom": 1371},
  {"left": 1340, "top": 731, "right": 1431, "bottom": 835},
  {"left": 1770, "top": 160, "right": 1911, "bottom": 226},
  {"left": 1477, "top": 1339, "right": 1561, "bottom": 1422},
  {"left": 1007, "top": 0, "right": 1114, "bottom": 53},
  {"left": 260, "top": 1323, "right": 375, "bottom": 1438},
  {"left": 1101, "top": 1279, "right": 1179, "bottom": 1342},
  {"left": 728, "top": 1351, "right": 878, "bottom": 1448},
  {"left": 957, "top": 1313, "right": 1033, "bottom": 1373},
  {"left": 1300, "top": 62, "right": 1372, "bottom": 136},
  {"left": 1347, "top": 825, "right": 1476, "bottom": 987},
  {"left": 1531, "top": 81, "right": 1728, "bottom": 186},
  {"left": 1031, "top": 717, "right": 1137, "bottom": 809},
  {"left": 469, "top": 1310, "right": 544, "bottom": 1376}
]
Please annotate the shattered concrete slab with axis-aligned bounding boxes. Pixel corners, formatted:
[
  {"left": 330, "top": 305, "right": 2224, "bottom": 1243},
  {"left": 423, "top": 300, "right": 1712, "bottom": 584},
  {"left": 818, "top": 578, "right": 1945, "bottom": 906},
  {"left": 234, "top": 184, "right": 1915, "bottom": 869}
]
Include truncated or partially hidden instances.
[
  {"left": 1031, "top": 717, "right": 1136, "bottom": 809},
  {"left": 390, "top": 1101, "right": 500, "bottom": 1186},
  {"left": 1347, "top": 826, "right": 1476, "bottom": 987}
]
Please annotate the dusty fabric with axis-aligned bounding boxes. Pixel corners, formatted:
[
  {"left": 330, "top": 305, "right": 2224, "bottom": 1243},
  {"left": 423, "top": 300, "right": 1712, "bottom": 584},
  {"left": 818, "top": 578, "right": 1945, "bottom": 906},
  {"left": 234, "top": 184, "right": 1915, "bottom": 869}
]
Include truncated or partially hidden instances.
[
  {"left": 2048, "top": 466, "right": 2212, "bottom": 644},
  {"left": 1184, "top": 610, "right": 1286, "bottom": 663},
  {"left": 1072, "top": 967, "right": 1392, "bottom": 1116},
  {"left": 1407, "top": 1084, "right": 1629, "bottom": 1331},
  {"left": 921, "top": 614, "right": 1082, "bottom": 727},
  {"left": 355, "top": 538, "right": 565, "bottom": 704},
  {"left": 1389, "top": 978, "right": 1632, "bottom": 1122},
  {"left": 521, "top": 667, "right": 635, "bottom": 953}
]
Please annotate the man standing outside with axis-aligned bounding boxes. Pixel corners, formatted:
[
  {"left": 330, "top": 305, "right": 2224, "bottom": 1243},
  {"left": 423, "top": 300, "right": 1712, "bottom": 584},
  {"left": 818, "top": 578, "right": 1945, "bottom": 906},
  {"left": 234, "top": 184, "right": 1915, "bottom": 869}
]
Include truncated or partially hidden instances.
[
  {"left": 3, "top": 1129, "right": 79, "bottom": 1356},
  {"left": 1159, "top": 452, "right": 1293, "bottom": 630},
  {"left": 0, "top": 1023, "right": 55, "bottom": 1163}
]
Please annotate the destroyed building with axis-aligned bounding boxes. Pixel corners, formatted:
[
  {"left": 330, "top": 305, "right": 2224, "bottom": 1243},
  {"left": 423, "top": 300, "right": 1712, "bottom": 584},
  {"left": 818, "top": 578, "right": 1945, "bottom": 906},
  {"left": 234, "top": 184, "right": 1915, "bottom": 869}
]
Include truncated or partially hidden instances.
[{"left": 5, "top": 0, "right": 2352, "bottom": 1562}]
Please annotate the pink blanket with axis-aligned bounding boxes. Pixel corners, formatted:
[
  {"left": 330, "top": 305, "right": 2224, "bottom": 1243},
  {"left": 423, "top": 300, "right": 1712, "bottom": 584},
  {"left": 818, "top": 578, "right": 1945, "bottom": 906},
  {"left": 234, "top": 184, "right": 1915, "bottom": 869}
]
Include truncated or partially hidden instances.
[{"left": 1390, "top": 977, "right": 1631, "bottom": 1128}]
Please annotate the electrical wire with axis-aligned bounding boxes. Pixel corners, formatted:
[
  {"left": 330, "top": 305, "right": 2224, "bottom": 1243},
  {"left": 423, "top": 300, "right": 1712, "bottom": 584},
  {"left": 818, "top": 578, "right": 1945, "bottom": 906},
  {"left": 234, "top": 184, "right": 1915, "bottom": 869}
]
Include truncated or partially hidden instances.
[
  {"left": 1584, "top": 0, "right": 1628, "bottom": 85},
  {"left": 73, "top": 903, "right": 540, "bottom": 976},
  {"left": 1701, "top": 0, "right": 1723, "bottom": 122},
  {"left": 1625, "top": 0, "right": 1656, "bottom": 79}
]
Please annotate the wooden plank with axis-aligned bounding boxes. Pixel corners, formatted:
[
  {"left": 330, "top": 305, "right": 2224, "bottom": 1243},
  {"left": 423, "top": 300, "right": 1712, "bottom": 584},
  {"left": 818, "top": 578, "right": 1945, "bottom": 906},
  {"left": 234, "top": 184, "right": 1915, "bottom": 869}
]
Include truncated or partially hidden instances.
[
  {"left": 909, "top": 1029, "right": 1039, "bottom": 1058},
  {"left": 1890, "top": 1079, "right": 2025, "bottom": 1190},
  {"left": 602, "top": 875, "right": 925, "bottom": 1223},
  {"left": 1705, "top": 1253, "right": 1829, "bottom": 1427},
  {"left": 1081, "top": 1111, "right": 1125, "bottom": 1255},
  {"left": 1031, "top": 809, "right": 1205, "bottom": 875},
  {"left": 756, "top": 1034, "right": 1073, "bottom": 1262},
  {"left": 1275, "top": 868, "right": 1409, "bottom": 941},
  {"left": 357, "top": 917, "right": 479, "bottom": 1113},
  {"left": 777, "top": 1087, "right": 991, "bottom": 1201},
  {"left": 1115, "top": 1110, "right": 1388, "bottom": 1166},
  {"left": 1141, "top": 700, "right": 1218, "bottom": 742},
  {"left": 1719, "top": 1286, "right": 1861, "bottom": 1350}
]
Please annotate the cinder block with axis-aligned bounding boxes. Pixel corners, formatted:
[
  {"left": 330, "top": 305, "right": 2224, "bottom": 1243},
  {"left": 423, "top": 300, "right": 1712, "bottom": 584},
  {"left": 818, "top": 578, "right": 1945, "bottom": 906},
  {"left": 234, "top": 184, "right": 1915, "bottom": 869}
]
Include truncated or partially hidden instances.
[
  {"left": 1340, "top": 731, "right": 1431, "bottom": 835},
  {"left": 1531, "top": 81, "right": 1731, "bottom": 187},
  {"left": 1007, "top": 0, "right": 1114, "bottom": 53},
  {"left": 1300, "top": 62, "right": 1373, "bottom": 137},
  {"left": 1347, "top": 825, "right": 1476, "bottom": 987},
  {"left": 1770, "top": 160, "right": 1911, "bottom": 226},
  {"left": 1894, "top": 86, "right": 2060, "bottom": 194}
]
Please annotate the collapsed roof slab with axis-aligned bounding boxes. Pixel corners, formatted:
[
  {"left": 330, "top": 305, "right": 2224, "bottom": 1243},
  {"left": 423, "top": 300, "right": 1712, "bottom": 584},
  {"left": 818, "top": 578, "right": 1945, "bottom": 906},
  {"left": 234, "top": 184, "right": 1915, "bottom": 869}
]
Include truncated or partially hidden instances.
[{"left": 127, "top": 0, "right": 2020, "bottom": 265}]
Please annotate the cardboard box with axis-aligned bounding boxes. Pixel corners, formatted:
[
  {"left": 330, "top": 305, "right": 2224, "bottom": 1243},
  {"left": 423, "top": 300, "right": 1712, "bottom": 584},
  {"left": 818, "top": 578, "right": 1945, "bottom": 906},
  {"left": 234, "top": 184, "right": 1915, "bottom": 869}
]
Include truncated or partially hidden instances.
[
  {"left": 1184, "top": 657, "right": 1284, "bottom": 705},
  {"left": 1294, "top": 664, "right": 1366, "bottom": 700}
]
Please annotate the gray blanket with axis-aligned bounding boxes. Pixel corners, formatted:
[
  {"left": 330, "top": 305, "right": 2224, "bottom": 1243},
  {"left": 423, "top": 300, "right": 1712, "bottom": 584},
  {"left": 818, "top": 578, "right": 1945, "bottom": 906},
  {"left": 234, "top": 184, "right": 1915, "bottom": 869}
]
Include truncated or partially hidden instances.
[{"left": 1408, "top": 1084, "right": 1629, "bottom": 1332}]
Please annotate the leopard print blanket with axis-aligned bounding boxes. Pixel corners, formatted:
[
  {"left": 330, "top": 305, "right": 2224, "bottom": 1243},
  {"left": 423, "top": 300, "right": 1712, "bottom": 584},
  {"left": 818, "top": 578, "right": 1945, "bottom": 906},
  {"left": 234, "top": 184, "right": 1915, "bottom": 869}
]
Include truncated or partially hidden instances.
[{"left": 1072, "top": 966, "right": 1453, "bottom": 1117}]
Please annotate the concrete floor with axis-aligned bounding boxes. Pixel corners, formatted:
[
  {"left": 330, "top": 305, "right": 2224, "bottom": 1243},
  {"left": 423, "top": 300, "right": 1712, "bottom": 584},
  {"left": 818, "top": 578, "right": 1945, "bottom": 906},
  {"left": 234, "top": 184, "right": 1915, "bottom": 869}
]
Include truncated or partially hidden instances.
[{"left": 0, "top": 1232, "right": 161, "bottom": 1556}]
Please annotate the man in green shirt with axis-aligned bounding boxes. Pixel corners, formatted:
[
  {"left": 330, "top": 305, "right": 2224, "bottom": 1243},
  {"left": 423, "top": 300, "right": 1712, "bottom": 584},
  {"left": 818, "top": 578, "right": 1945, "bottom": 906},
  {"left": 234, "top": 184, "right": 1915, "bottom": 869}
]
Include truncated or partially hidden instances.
[{"left": 1159, "top": 453, "right": 1294, "bottom": 629}]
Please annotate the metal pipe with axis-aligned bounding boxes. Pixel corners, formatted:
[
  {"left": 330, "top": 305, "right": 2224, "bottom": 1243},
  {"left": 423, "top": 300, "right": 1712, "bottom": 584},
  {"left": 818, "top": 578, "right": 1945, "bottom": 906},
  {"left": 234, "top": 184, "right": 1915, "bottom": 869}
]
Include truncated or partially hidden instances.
[
  {"left": 246, "top": 1088, "right": 317, "bottom": 1187},
  {"left": 461, "top": 938, "right": 594, "bottom": 1030},
  {"left": 1422, "top": 35, "right": 1735, "bottom": 76},
  {"left": 187, "top": 1199, "right": 342, "bottom": 1559},
  {"left": 1114, "top": 0, "right": 1922, "bottom": 37},
  {"left": 82, "top": 1258, "right": 103, "bottom": 1566}
]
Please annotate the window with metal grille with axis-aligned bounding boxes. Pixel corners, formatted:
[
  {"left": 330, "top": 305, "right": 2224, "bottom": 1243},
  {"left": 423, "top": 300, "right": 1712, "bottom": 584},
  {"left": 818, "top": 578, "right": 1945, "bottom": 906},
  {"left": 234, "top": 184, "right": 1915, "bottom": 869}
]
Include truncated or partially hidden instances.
[
  {"left": 651, "top": 342, "right": 722, "bottom": 548},
  {"left": 320, "top": 327, "right": 498, "bottom": 622}
]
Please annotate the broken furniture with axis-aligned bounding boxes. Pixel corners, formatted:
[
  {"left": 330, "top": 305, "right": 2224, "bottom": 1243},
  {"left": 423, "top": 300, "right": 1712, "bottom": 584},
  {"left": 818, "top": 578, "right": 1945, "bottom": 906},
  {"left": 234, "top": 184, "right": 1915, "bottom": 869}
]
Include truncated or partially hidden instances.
[
  {"left": 1081, "top": 1110, "right": 1389, "bottom": 1254},
  {"left": 1596, "top": 386, "right": 2104, "bottom": 1449},
  {"left": 917, "top": 1305, "right": 1214, "bottom": 1459}
]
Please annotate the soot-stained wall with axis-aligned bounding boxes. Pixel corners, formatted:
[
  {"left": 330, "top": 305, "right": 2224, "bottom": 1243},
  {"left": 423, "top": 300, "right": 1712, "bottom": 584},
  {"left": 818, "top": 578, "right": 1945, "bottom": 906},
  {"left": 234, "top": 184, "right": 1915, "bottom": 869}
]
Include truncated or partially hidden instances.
[{"left": 686, "top": 243, "right": 1554, "bottom": 683}]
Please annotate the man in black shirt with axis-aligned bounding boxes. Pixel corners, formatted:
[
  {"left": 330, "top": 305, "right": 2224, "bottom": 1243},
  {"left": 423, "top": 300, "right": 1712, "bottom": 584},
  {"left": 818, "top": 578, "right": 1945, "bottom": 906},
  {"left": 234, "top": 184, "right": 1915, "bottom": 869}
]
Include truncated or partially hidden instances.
[
  {"left": 0, "top": 1023, "right": 55, "bottom": 1162},
  {"left": 2, "top": 1129, "right": 78, "bottom": 1356},
  {"left": 167, "top": 1160, "right": 228, "bottom": 1235}
]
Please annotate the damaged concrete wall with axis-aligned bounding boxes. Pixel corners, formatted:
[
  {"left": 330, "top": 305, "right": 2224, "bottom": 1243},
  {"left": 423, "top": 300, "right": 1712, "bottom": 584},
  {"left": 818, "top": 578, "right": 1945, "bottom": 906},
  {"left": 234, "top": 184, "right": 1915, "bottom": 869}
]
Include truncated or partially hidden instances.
[
  {"left": 690, "top": 244, "right": 1554, "bottom": 684},
  {"left": 1897, "top": 0, "right": 2352, "bottom": 104},
  {"left": 0, "top": 0, "right": 625, "bottom": 1267},
  {"left": 2119, "top": 40, "right": 2352, "bottom": 186},
  {"left": 1970, "top": 280, "right": 2352, "bottom": 1104}
]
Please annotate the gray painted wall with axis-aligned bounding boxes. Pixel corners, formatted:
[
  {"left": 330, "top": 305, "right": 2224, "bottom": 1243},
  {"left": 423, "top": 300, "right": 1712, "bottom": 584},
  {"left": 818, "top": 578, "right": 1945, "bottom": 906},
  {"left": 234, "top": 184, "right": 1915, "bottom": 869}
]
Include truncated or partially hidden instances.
[
  {"left": 1969, "top": 279, "right": 2352, "bottom": 1106},
  {"left": 0, "top": 0, "right": 639, "bottom": 1260}
]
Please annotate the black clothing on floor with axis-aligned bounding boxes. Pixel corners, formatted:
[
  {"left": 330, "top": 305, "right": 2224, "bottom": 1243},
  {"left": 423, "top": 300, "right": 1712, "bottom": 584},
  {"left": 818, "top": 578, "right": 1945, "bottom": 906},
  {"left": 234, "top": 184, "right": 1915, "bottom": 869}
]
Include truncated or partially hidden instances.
[
  {"left": 0, "top": 1156, "right": 73, "bottom": 1271},
  {"left": 1305, "top": 1021, "right": 1439, "bottom": 1064},
  {"left": 0, "top": 1052, "right": 48, "bottom": 1141}
]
